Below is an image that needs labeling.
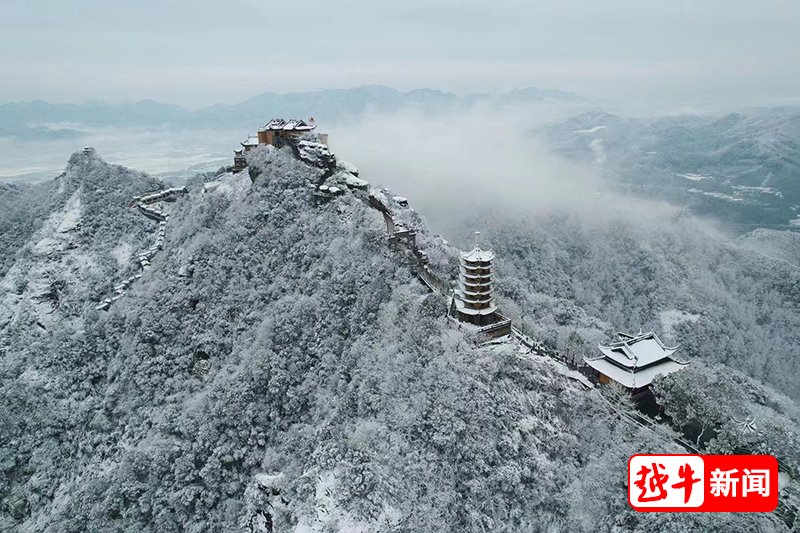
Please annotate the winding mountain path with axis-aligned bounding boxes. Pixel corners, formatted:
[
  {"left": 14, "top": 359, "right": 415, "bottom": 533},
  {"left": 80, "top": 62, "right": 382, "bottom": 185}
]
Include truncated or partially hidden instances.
[{"left": 95, "top": 187, "right": 187, "bottom": 311}]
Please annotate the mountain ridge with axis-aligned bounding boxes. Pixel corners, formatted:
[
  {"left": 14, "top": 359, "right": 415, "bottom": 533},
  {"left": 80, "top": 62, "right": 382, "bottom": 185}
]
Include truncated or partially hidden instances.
[
  {"left": 1, "top": 146, "right": 798, "bottom": 531},
  {"left": 0, "top": 85, "right": 581, "bottom": 138},
  {"left": 539, "top": 108, "right": 800, "bottom": 228}
]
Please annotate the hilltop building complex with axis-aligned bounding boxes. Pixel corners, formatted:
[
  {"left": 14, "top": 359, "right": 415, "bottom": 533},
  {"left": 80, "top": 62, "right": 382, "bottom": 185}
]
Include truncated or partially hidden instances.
[
  {"left": 233, "top": 118, "right": 329, "bottom": 172},
  {"left": 241, "top": 118, "right": 326, "bottom": 151}
]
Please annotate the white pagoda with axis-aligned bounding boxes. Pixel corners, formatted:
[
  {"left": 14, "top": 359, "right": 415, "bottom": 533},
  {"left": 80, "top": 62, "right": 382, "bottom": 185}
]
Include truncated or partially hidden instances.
[
  {"left": 583, "top": 331, "right": 689, "bottom": 390},
  {"left": 453, "top": 233, "right": 499, "bottom": 327}
]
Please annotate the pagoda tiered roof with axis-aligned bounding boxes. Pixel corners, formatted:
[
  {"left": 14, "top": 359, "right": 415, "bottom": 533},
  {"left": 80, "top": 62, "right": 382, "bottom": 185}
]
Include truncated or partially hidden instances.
[
  {"left": 461, "top": 248, "right": 495, "bottom": 263},
  {"left": 459, "top": 283, "right": 493, "bottom": 296},
  {"left": 454, "top": 298, "right": 497, "bottom": 316},
  {"left": 460, "top": 266, "right": 491, "bottom": 277},
  {"left": 453, "top": 241, "right": 501, "bottom": 323},
  {"left": 461, "top": 285, "right": 490, "bottom": 296}
]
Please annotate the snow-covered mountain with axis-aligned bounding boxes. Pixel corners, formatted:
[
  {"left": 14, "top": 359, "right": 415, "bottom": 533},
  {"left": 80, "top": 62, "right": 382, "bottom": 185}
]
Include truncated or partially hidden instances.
[
  {"left": 1, "top": 143, "right": 798, "bottom": 532},
  {"left": 0, "top": 86, "right": 587, "bottom": 184},
  {"left": 0, "top": 85, "right": 581, "bottom": 139},
  {"left": 539, "top": 108, "right": 800, "bottom": 228}
]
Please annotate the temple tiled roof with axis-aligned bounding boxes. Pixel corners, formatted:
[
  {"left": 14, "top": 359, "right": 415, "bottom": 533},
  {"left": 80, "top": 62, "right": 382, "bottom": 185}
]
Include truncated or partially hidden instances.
[
  {"left": 460, "top": 247, "right": 495, "bottom": 263},
  {"left": 584, "top": 331, "right": 688, "bottom": 388},
  {"left": 263, "top": 118, "right": 316, "bottom": 131}
]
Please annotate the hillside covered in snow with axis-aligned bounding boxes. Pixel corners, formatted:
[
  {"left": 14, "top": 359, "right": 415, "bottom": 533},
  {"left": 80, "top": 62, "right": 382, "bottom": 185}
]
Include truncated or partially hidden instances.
[
  {"left": 1, "top": 144, "right": 799, "bottom": 532},
  {"left": 539, "top": 108, "right": 800, "bottom": 229}
]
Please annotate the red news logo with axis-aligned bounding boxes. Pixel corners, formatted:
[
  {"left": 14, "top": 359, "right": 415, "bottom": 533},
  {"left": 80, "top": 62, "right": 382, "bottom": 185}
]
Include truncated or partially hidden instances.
[{"left": 628, "top": 454, "right": 778, "bottom": 512}]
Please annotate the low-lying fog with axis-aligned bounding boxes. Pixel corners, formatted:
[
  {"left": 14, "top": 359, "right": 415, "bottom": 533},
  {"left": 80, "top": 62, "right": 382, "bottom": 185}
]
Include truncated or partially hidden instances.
[
  {"left": 0, "top": 104, "right": 702, "bottom": 244},
  {"left": 327, "top": 108, "right": 683, "bottom": 246},
  {"left": 1, "top": 103, "right": 702, "bottom": 253},
  {"left": 0, "top": 127, "right": 242, "bottom": 183}
]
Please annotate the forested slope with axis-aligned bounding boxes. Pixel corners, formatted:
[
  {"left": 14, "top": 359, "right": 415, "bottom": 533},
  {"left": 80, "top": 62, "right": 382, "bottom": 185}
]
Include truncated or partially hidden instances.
[
  {"left": 450, "top": 208, "right": 800, "bottom": 401},
  {"left": 0, "top": 149, "right": 794, "bottom": 532}
]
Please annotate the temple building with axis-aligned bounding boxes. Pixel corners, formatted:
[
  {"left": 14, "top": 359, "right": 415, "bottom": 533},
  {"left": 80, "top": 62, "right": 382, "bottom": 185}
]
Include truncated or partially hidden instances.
[
  {"left": 583, "top": 331, "right": 689, "bottom": 390},
  {"left": 241, "top": 136, "right": 260, "bottom": 152},
  {"left": 236, "top": 118, "right": 329, "bottom": 170},
  {"left": 450, "top": 233, "right": 511, "bottom": 338},
  {"left": 233, "top": 149, "right": 247, "bottom": 171},
  {"left": 257, "top": 118, "right": 317, "bottom": 146}
]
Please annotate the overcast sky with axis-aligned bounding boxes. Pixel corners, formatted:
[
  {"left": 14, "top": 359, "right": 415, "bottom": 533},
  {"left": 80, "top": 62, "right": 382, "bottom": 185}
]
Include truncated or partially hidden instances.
[{"left": 1, "top": 0, "right": 798, "bottom": 110}]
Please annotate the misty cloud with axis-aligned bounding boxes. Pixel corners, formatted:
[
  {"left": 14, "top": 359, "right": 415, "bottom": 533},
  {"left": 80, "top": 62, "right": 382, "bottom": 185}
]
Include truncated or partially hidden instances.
[{"left": 329, "top": 107, "right": 678, "bottom": 240}]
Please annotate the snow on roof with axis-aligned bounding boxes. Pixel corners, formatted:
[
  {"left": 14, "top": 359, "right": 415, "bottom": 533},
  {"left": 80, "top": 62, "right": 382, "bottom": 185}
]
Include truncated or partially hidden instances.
[
  {"left": 264, "top": 118, "right": 285, "bottom": 130},
  {"left": 584, "top": 330, "right": 688, "bottom": 388},
  {"left": 241, "top": 136, "right": 259, "bottom": 146},
  {"left": 584, "top": 356, "right": 687, "bottom": 388},
  {"left": 455, "top": 298, "right": 497, "bottom": 316},
  {"left": 595, "top": 331, "right": 679, "bottom": 369},
  {"left": 459, "top": 283, "right": 493, "bottom": 297},
  {"left": 263, "top": 118, "right": 316, "bottom": 131},
  {"left": 460, "top": 270, "right": 491, "bottom": 280},
  {"left": 459, "top": 293, "right": 494, "bottom": 305},
  {"left": 461, "top": 247, "right": 495, "bottom": 263}
]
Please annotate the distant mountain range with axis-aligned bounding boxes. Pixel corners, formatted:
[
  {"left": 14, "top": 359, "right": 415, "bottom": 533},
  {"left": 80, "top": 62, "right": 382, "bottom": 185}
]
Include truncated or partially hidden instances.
[
  {"left": 539, "top": 107, "right": 800, "bottom": 229},
  {"left": 0, "top": 85, "right": 581, "bottom": 139}
]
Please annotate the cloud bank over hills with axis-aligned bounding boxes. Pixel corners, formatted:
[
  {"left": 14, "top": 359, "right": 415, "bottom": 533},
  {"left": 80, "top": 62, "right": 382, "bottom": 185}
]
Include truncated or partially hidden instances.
[
  {"left": 0, "top": 85, "right": 588, "bottom": 183},
  {"left": 0, "top": 85, "right": 582, "bottom": 137}
]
